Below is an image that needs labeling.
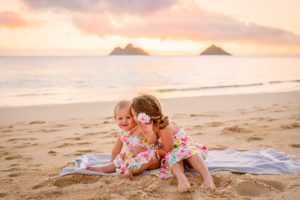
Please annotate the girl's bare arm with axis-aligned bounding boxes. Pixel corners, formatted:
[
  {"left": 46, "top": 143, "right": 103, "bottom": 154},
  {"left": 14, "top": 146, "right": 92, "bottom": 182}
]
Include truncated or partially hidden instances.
[
  {"left": 111, "top": 135, "right": 123, "bottom": 161},
  {"left": 158, "top": 125, "right": 174, "bottom": 157}
]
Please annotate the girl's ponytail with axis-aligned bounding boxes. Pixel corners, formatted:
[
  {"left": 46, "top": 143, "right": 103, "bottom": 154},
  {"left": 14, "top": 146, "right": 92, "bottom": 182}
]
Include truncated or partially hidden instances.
[{"left": 155, "top": 115, "right": 169, "bottom": 129}]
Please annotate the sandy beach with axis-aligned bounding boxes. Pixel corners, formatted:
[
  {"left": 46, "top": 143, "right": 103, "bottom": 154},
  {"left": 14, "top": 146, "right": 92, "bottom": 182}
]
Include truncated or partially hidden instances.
[{"left": 0, "top": 91, "right": 300, "bottom": 200}]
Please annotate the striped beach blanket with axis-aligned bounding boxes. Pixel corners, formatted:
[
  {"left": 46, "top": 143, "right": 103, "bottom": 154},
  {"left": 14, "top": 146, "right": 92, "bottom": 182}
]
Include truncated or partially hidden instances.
[{"left": 59, "top": 148, "right": 300, "bottom": 177}]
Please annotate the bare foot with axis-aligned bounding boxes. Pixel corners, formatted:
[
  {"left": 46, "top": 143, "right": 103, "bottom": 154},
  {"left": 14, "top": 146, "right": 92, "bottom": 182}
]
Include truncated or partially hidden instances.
[
  {"left": 177, "top": 176, "right": 192, "bottom": 193},
  {"left": 203, "top": 177, "right": 215, "bottom": 190},
  {"left": 121, "top": 169, "right": 133, "bottom": 179},
  {"left": 85, "top": 166, "right": 104, "bottom": 173}
]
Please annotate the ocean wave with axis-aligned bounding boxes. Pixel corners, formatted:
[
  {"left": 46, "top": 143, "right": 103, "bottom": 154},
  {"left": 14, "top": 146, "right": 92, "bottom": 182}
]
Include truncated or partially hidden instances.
[
  {"left": 156, "top": 79, "right": 300, "bottom": 93},
  {"left": 16, "top": 92, "right": 57, "bottom": 97}
]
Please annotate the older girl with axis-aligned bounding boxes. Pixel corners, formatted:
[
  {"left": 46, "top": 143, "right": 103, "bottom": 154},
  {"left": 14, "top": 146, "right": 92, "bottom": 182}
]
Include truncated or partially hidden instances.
[{"left": 131, "top": 94, "right": 215, "bottom": 192}]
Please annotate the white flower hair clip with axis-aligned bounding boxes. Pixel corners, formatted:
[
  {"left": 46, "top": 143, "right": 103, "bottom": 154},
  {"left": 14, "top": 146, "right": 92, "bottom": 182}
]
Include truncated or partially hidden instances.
[{"left": 137, "top": 112, "right": 151, "bottom": 124}]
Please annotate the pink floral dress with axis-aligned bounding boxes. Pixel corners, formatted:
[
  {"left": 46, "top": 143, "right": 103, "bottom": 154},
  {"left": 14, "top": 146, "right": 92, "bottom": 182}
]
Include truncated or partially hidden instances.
[
  {"left": 151, "top": 128, "right": 208, "bottom": 179},
  {"left": 114, "top": 129, "right": 157, "bottom": 174}
]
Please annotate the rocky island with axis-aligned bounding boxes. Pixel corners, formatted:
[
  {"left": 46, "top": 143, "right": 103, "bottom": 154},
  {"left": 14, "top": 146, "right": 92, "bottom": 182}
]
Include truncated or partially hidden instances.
[
  {"left": 200, "top": 45, "right": 231, "bottom": 55},
  {"left": 109, "top": 44, "right": 149, "bottom": 55}
]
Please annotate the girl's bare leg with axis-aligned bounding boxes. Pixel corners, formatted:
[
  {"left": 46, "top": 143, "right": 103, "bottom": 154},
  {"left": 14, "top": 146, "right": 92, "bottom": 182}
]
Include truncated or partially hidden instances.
[
  {"left": 121, "top": 158, "right": 159, "bottom": 179},
  {"left": 130, "top": 158, "right": 160, "bottom": 175},
  {"left": 86, "top": 162, "right": 116, "bottom": 173},
  {"left": 171, "top": 161, "right": 191, "bottom": 192},
  {"left": 186, "top": 155, "right": 215, "bottom": 189},
  {"left": 147, "top": 157, "right": 160, "bottom": 170}
]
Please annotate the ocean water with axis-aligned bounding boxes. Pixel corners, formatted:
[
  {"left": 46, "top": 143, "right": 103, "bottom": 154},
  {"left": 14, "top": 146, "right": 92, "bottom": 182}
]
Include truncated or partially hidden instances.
[{"left": 0, "top": 56, "right": 300, "bottom": 107}]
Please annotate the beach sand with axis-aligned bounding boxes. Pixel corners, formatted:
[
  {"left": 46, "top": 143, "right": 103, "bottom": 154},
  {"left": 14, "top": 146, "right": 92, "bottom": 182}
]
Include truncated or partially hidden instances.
[{"left": 0, "top": 91, "right": 300, "bottom": 199}]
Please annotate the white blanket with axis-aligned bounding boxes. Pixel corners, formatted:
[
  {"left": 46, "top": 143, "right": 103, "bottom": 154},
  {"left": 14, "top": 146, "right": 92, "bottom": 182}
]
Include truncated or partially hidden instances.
[{"left": 59, "top": 148, "right": 300, "bottom": 177}]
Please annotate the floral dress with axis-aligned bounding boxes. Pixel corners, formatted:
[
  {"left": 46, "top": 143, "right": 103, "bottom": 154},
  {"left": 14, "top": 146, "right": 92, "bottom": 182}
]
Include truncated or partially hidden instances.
[
  {"left": 151, "top": 128, "right": 208, "bottom": 179},
  {"left": 114, "top": 129, "right": 157, "bottom": 174}
]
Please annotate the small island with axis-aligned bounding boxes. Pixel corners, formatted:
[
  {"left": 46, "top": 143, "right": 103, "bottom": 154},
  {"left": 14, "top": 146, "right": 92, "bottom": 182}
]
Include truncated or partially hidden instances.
[
  {"left": 109, "top": 44, "right": 149, "bottom": 55},
  {"left": 200, "top": 45, "right": 231, "bottom": 56}
]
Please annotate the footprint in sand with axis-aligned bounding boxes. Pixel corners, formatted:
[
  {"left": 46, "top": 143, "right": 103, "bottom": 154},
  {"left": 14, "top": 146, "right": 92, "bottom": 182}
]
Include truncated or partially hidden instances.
[
  {"left": 77, "top": 149, "right": 94, "bottom": 153},
  {"left": 289, "top": 114, "right": 300, "bottom": 120},
  {"left": 205, "top": 122, "right": 224, "bottom": 127},
  {"left": 235, "top": 179, "right": 285, "bottom": 197},
  {"left": 84, "top": 132, "right": 99, "bottom": 136},
  {"left": 71, "top": 149, "right": 95, "bottom": 156},
  {"left": 53, "top": 124, "right": 68, "bottom": 128},
  {"left": 77, "top": 142, "right": 91, "bottom": 145},
  {"left": 5, "top": 155, "right": 23, "bottom": 160},
  {"left": 102, "top": 120, "right": 112, "bottom": 124},
  {"left": 82, "top": 123, "right": 101, "bottom": 129},
  {"left": 53, "top": 174, "right": 99, "bottom": 187},
  {"left": 8, "top": 173, "right": 22, "bottom": 177},
  {"left": 0, "top": 193, "right": 8, "bottom": 198},
  {"left": 271, "top": 109, "right": 284, "bottom": 113},
  {"left": 235, "top": 180, "right": 269, "bottom": 197},
  {"left": 65, "top": 137, "right": 81, "bottom": 141},
  {"left": 0, "top": 167, "right": 21, "bottom": 173},
  {"left": 29, "top": 121, "right": 46, "bottom": 125},
  {"left": 258, "top": 179, "right": 285, "bottom": 192},
  {"left": 40, "top": 129, "right": 61, "bottom": 133},
  {"left": 250, "top": 117, "right": 278, "bottom": 122},
  {"left": 221, "top": 125, "right": 252, "bottom": 134},
  {"left": 247, "top": 136, "right": 263, "bottom": 142},
  {"left": 0, "top": 125, "right": 14, "bottom": 132},
  {"left": 280, "top": 123, "right": 300, "bottom": 129},
  {"left": 290, "top": 144, "right": 300, "bottom": 148},
  {"left": 7, "top": 137, "right": 36, "bottom": 142},
  {"left": 48, "top": 150, "right": 57, "bottom": 156},
  {"left": 0, "top": 129, "right": 12, "bottom": 133},
  {"left": 56, "top": 143, "right": 75, "bottom": 148},
  {"left": 1, "top": 151, "right": 10, "bottom": 157},
  {"left": 14, "top": 142, "right": 39, "bottom": 149},
  {"left": 210, "top": 145, "right": 228, "bottom": 150}
]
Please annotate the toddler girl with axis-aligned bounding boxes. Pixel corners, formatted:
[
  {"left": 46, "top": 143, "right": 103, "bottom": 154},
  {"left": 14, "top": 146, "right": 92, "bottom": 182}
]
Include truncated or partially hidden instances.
[{"left": 86, "top": 100, "right": 159, "bottom": 178}]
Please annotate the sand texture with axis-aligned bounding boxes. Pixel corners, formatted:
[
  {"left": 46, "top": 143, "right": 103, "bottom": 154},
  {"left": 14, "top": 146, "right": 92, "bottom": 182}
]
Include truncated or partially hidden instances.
[{"left": 0, "top": 91, "right": 300, "bottom": 199}]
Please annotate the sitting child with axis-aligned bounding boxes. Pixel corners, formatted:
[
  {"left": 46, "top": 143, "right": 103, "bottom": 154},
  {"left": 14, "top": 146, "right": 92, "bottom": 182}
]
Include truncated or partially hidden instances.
[{"left": 86, "top": 100, "right": 159, "bottom": 178}]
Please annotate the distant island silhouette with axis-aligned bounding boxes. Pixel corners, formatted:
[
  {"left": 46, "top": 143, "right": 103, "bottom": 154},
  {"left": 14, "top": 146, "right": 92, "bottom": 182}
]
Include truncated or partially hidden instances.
[
  {"left": 109, "top": 44, "right": 149, "bottom": 55},
  {"left": 200, "top": 45, "right": 231, "bottom": 56}
]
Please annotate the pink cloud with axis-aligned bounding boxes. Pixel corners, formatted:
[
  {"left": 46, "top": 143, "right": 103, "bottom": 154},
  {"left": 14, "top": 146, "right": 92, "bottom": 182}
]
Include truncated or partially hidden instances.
[
  {"left": 21, "top": 0, "right": 177, "bottom": 15},
  {"left": 71, "top": 6, "right": 300, "bottom": 45},
  {"left": 21, "top": 0, "right": 300, "bottom": 45},
  {"left": 0, "top": 11, "right": 30, "bottom": 28}
]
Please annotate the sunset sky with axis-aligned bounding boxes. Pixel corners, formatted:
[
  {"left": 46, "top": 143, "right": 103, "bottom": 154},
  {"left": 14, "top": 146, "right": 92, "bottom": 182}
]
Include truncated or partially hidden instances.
[{"left": 0, "top": 0, "right": 300, "bottom": 56}]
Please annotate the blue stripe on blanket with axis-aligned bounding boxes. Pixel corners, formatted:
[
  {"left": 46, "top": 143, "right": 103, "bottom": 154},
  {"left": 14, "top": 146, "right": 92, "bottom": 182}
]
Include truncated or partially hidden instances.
[{"left": 59, "top": 148, "right": 300, "bottom": 177}]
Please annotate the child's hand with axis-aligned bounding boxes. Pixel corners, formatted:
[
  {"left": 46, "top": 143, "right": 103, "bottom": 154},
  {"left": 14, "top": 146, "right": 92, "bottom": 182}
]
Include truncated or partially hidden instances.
[{"left": 133, "top": 146, "right": 147, "bottom": 157}]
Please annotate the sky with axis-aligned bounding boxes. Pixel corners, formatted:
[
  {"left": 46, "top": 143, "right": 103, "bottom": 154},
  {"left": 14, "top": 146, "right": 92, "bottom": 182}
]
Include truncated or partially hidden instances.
[{"left": 0, "top": 0, "right": 300, "bottom": 56}]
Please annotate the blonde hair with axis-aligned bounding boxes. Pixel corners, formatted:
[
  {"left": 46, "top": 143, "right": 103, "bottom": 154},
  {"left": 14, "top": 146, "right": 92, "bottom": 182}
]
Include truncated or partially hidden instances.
[
  {"left": 114, "top": 100, "right": 131, "bottom": 119},
  {"left": 131, "top": 94, "right": 169, "bottom": 129}
]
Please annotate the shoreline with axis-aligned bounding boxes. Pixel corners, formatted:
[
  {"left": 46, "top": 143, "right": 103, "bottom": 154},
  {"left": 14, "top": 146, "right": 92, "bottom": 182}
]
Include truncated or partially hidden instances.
[{"left": 1, "top": 90, "right": 300, "bottom": 125}]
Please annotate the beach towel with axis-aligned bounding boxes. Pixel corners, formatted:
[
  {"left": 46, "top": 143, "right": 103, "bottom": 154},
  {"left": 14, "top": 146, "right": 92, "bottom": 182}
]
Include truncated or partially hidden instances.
[{"left": 58, "top": 148, "right": 300, "bottom": 178}]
